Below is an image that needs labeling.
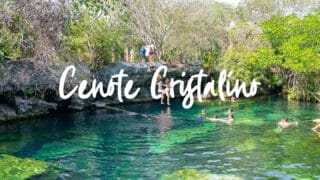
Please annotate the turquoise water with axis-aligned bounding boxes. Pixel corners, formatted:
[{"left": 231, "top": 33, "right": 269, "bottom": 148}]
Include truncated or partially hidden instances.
[{"left": 1, "top": 97, "right": 320, "bottom": 179}]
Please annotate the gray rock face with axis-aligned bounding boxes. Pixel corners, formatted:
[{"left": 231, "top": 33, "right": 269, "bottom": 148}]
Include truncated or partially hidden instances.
[
  {"left": 0, "top": 59, "right": 92, "bottom": 92},
  {"left": 95, "top": 62, "right": 200, "bottom": 103},
  {"left": 0, "top": 104, "right": 16, "bottom": 122},
  {"left": 14, "top": 96, "right": 57, "bottom": 115},
  {"left": 0, "top": 60, "right": 202, "bottom": 122}
]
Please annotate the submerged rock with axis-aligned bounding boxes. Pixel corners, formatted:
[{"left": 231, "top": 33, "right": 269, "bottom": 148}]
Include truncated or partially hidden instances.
[
  {"left": 161, "top": 169, "right": 243, "bottom": 180},
  {"left": 149, "top": 123, "right": 214, "bottom": 154},
  {"left": 235, "top": 139, "right": 257, "bottom": 152},
  {"left": 0, "top": 154, "right": 51, "bottom": 179}
]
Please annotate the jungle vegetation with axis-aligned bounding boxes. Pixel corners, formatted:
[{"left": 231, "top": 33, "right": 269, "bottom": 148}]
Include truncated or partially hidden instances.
[{"left": 0, "top": 0, "right": 320, "bottom": 100}]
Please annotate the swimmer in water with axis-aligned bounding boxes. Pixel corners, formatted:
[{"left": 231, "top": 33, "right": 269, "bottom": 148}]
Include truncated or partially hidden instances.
[
  {"left": 208, "top": 115, "right": 234, "bottom": 125},
  {"left": 278, "top": 117, "right": 298, "bottom": 129},
  {"left": 228, "top": 108, "right": 234, "bottom": 116},
  {"left": 208, "top": 115, "right": 222, "bottom": 122},
  {"left": 227, "top": 115, "right": 235, "bottom": 124},
  {"left": 200, "top": 109, "right": 206, "bottom": 118},
  {"left": 231, "top": 95, "right": 236, "bottom": 102},
  {"left": 196, "top": 109, "right": 206, "bottom": 121},
  {"left": 312, "top": 119, "right": 320, "bottom": 133}
]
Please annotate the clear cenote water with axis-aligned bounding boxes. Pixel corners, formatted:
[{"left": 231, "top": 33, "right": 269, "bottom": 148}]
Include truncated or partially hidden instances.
[{"left": 0, "top": 97, "right": 320, "bottom": 179}]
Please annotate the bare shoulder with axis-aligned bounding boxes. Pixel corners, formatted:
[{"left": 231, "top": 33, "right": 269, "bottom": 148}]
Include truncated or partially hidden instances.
[{"left": 313, "top": 119, "right": 320, "bottom": 123}]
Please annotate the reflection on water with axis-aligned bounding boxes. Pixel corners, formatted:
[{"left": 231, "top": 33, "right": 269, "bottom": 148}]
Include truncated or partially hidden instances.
[
  {"left": 0, "top": 97, "right": 320, "bottom": 179},
  {"left": 157, "top": 107, "right": 173, "bottom": 133}
]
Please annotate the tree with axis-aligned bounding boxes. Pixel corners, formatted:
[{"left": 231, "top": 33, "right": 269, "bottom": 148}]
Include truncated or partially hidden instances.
[
  {"left": 124, "top": 0, "right": 176, "bottom": 61},
  {"left": 162, "top": 1, "right": 233, "bottom": 63},
  {"left": 0, "top": 1, "right": 37, "bottom": 61},
  {"left": 62, "top": 14, "right": 124, "bottom": 67},
  {"left": 261, "top": 13, "right": 320, "bottom": 100}
]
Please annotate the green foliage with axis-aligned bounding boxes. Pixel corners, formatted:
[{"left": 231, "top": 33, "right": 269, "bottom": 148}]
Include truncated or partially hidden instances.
[
  {"left": 220, "top": 13, "right": 320, "bottom": 99},
  {"left": 71, "top": 0, "right": 125, "bottom": 17},
  {"left": 261, "top": 13, "right": 320, "bottom": 99},
  {"left": 0, "top": 9, "right": 36, "bottom": 61},
  {"left": 62, "top": 14, "right": 124, "bottom": 67},
  {"left": 203, "top": 42, "right": 221, "bottom": 71},
  {"left": 262, "top": 14, "right": 320, "bottom": 74}
]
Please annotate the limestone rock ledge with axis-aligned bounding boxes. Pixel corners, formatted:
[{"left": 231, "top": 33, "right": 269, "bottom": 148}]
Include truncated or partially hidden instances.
[{"left": 0, "top": 59, "right": 202, "bottom": 122}]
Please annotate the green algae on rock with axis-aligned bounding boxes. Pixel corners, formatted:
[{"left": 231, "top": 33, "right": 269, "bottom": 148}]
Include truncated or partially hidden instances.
[
  {"left": 0, "top": 154, "right": 50, "bottom": 179},
  {"left": 235, "top": 139, "right": 257, "bottom": 152},
  {"left": 161, "top": 169, "right": 243, "bottom": 180}
]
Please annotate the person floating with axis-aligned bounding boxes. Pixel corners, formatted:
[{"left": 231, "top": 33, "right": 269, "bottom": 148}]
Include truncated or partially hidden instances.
[
  {"left": 208, "top": 108, "right": 235, "bottom": 124},
  {"left": 312, "top": 119, "right": 320, "bottom": 133},
  {"left": 208, "top": 115, "right": 234, "bottom": 125},
  {"left": 278, "top": 117, "right": 298, "bottom": 129}
]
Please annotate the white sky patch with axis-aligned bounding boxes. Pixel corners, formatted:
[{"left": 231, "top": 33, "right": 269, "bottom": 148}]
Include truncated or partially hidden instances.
[{"left": 214, "top": 0, "right": 241, "bottom": 6}]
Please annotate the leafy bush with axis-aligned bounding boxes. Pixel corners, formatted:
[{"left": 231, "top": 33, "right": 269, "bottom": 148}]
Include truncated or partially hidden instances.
[
  {"left": 62, "top": 14, "right": 124, "bottom": 67},
  {"left": 0, "top": 2, "right": 37, "bottom": 61},
  {"left": 220, "top": 13, "right": 320, "bottom": 100}
]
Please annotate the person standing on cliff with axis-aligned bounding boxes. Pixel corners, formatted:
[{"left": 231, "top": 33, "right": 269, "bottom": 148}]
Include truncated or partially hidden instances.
[
  {"left": 140, "top": 46, "right": 146, "bottom": 62},
  {"left": 149, "top": 47, "right": 155, "bottom": 62},
  {"left": 161, "top": 79, "right": 171, "bottom": 105},
  {"left": 157, "top": 75, "right": 165, "bottom": 104},
  {"left": 130, "top": 49, "right": 135, "bottom": 62}
]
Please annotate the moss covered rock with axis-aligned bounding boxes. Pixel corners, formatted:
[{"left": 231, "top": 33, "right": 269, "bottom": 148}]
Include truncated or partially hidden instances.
[
  {"left": 0, "top": 154, "right": 50, "bottom": 179},
  {"left": 161, "top": 169, "right": 243, "bottom": 180}
]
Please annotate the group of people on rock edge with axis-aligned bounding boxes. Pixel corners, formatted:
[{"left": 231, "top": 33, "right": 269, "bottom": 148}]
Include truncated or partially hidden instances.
[
  {"left": 122, "top": 45, "right": 155, "bottom": 63},
  {"left": 140, "top": 45, "right": 155, "bottom": 62},
  {"left": 197, "top": 106, "right": 320, "bottom": 135}
]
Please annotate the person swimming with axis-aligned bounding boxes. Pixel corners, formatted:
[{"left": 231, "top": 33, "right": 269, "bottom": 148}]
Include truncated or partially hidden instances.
[
  {"left": 196, "top": 109, "right": 206, "bottom": 121},
  {"left": 231, "top": 95, "right": 236, "bottom": 102},
  {"left": 208, "top": 114, "right": 234, "bottom": 124},
  {"left": 208, "top": 115, "right": 221, "bottom": 122},
  {"left": 278, "top": 117, "right": 298, "bottom": 129},
  {"left": 227, "top": 115, "right": 234, "bottom": 124},
  {"left": 312, "top": 119, "right": 320, "bottom": 133},
  {"left": 228, "top": 108, "right": 234, "bottom": 116}
]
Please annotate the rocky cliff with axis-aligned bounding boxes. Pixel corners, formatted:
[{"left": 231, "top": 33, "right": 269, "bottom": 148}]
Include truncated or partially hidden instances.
[{"left": 0, "top": 59, "right": 202, "bottom": 122}]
